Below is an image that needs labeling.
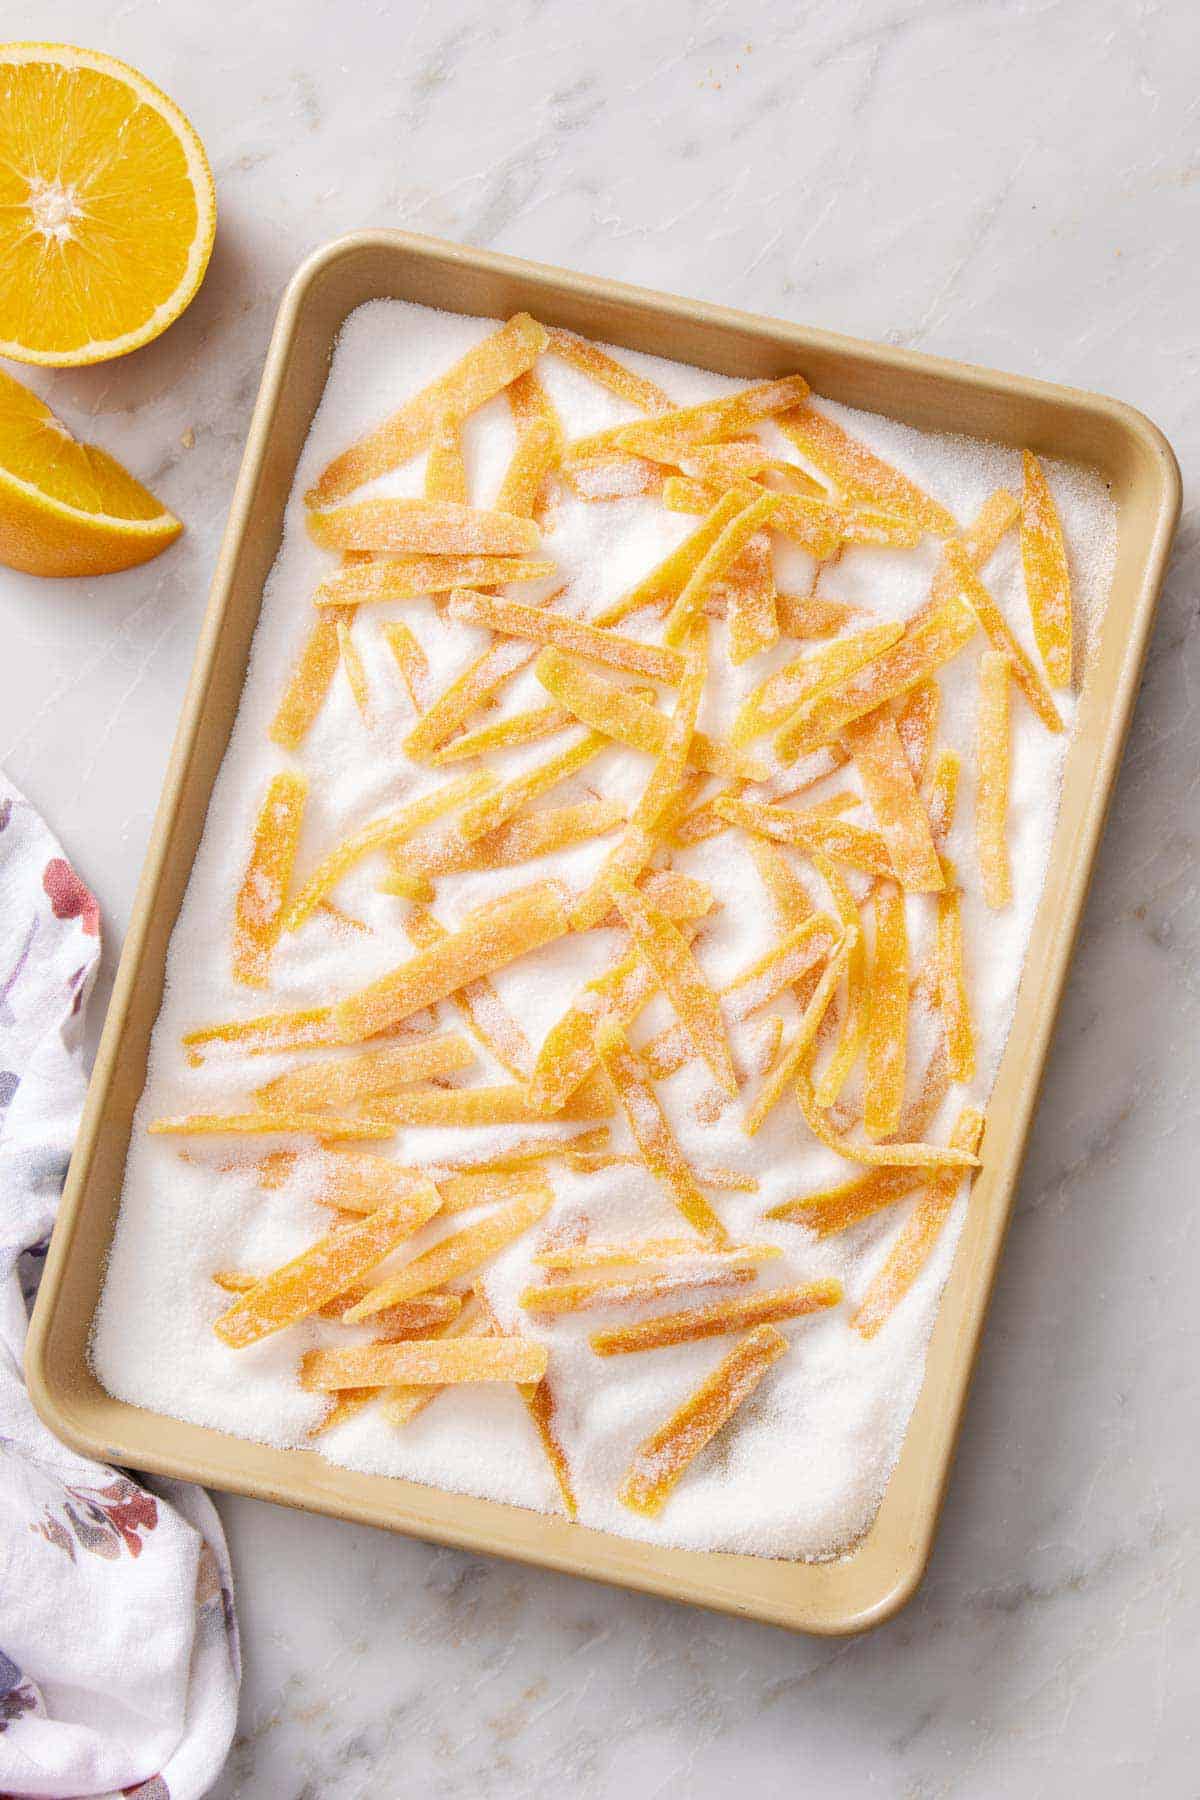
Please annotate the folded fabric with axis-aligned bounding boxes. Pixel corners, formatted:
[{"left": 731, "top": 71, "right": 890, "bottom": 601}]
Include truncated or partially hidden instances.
[{"left": 0, "top": 773, "right": 239, "bottom": 1800}]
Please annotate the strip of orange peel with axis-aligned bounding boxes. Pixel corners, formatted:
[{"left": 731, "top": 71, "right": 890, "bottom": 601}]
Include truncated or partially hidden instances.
[
  {"left": 977, "top": 650, "right": 1013, "bottom": 908},
  {"left": 345, "top": 1181, "right": 553, "bottom": 1319},
  {"left": 232, "top": 772, "right": 307, "bottom": 987},
  {"left": 1020, "top": 451, "right": 1072, "bottom": 687},
  {"left": 592, "top": 1280, "right": 841, "bottom": 1355}
]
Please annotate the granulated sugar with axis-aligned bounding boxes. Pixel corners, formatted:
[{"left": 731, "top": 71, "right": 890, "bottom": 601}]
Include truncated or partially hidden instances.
[{"left": 90, "top": 300, "right": 1117, "bottom": 1560}]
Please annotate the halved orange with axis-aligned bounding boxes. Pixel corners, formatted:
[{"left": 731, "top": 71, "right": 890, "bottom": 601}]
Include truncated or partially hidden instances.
[
  {"left": 0, "top": 43, "right": 216, "bottom": 366},
  {"left": 0, "top": 366, "right": 182, "bottom": 575}
]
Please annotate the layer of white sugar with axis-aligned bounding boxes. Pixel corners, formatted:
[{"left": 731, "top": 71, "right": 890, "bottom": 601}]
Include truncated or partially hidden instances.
[{"left": 91, "top": 301, "right": 1117, "bottom": 1560}]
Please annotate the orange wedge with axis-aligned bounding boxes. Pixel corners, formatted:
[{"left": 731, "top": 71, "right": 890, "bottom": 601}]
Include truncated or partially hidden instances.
[
  {"left": 0, "top": 366, "right": 182, "bottom": 575},
  {"left": 0, "top": 44, "right": 215, "bottom": 366}
]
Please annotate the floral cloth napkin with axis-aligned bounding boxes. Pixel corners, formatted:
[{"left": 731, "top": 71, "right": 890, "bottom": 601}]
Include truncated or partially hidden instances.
[{"left": 0, "top": 773, "right": 239, "bottom": 1800}]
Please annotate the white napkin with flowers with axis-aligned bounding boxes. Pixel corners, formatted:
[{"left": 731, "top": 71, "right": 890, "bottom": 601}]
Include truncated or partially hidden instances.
[{"left": 0, "top": 771, "right": 239, "bottom": 1800}]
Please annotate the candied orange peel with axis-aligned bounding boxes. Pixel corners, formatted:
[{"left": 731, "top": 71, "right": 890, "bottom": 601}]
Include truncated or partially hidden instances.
[
  {"left": 448, "top": 587, "right": 686, "bottom": 685},
  {"left": 779, "top": 405, "right": 957, "bottom": 539},
  {"left": 731, "top": 622, "right": 903, "bottom": 746},
  {"left": 842, "top": 707, "right": 943, "bottom": 892},
  {"left": 592, "top": 1279, "right": 841, "bottom": 1355},
  {"left": 595, "top": 1021, "right": 729, "bottom": 1243},
  {"left": 945, "top": 540, "right": 1062, "bottom": 732},
  {"left": 149, "top": 1111, "right": 396, "bottom": 1141},
  {"left": 309, "top": 497, "right": 541, "bottom": 558},
  {"left": 520, "top": 1266, "right": 754, "bottom": 1316},
  {"left": 302, "top": 1336, "right": 549, "bottom": 1389},
  {"left": 315, "top": 555, "right": 557, "bottom": 607},
  {"left": 345, "top": 1179, "right": 553, "bottom": 1319},
  {"left": 863, "top": 879, "right": 908, "bottom": 1140},
  {"left": 977, "top": 650, "right": 1013, "bottom": 909},
  {"left": 618, "top": 1324, "right": 789, "bottom": 1515},
  {"left": 1020, "top": 451, "right": 1073, "bottom": 687},
  {"left": 796, "top": 1072, "right": 979, "bottom": 1169},
  {"left": 232, "top": 772, "right": 307, "bottom": 988},
  {"left": 270, "top": 610, "right": 342, "bottom": 750},
  {"left": 254, "top": 1034, "right": 475, "bottom": 1112},
  {"left": 609, "top": 875, "right": 738, "bottom": 1098}
]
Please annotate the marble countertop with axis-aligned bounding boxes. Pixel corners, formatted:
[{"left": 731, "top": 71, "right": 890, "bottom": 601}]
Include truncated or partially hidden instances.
[{"left": 5, "top": 0, "right": 1197, "bottom": 1793}]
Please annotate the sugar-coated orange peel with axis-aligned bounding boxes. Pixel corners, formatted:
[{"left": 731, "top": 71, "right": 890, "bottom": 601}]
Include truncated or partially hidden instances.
[
  {"left": 747, "top": 836, "right": 816, "bottom": 932},
  {"left": 767, "top": 1167, "right": 926, "bottom": 1236},
  {"left": 232, "top": 772, "right": 308, "bottom": 988},
  {"left": 315, "top": 555, "right": 557, "bottom": 607},
  {"left": 270, "top": 610, "right": 342, "bottom": 750},
  {"left": 843, "top": 707, "right": 943, "bottom": 892},
  {"left": 545, "top": 325, "right": 673, "bottom": 413},
  {"left": 475, "top": 1292, "right": 578, "bottom": 1517},
  {"left": 937, "top": 878, "right": 975, "bottom": 1082},
  {"left": 779, "top": 405, "right": 957, "bottom": 539},
  {"left": 946, "top": 541, "right": 1062, "bottom": 732},
  {"left": 430, "top": 702, "right": 573, "bottom": 764},
  {"left": 436, "top": 1170, "right": 552, "bottom": 1216},
  {"left": 796, "top": 1071, "right": 979, "bottom": 1169},
  {"left": 618, "top": 1324, "right": 789, "bottom": 1516},
  {"left": 851, "top": 1106, "right": 985, "bottom": 1337},
  {"left": 404, "top": 638, "right": 538, "bottom": 760},
  {"left": 457, "top": 730, "right": 606, "bottom": 843},
  {"left": 400, "top": 904, "right": 535, "bottom": 1079},
  {"left": 724, "top": 531, "right": 779, "bottom": 664},
  {"left": 977, "top": 650, "right": 1013, "bottom": 909},
  {"left": 213, "top": 1183, "right": 440, "bottom": 1348},
  {"left": 774, "top": 591, "right": 857, "bottom": 640},
  {"left": 533, "top": 1239, "right": 780, "bottom": 1274},
  {"left": 334, "top": 881, "right": 570, "bottom": 1043},
  {"left": 663, "top": 491, "right": 780, "bottom": 647},
  {"left": 613, "top": 375, "right": 811, "bottom": 462},
  {"left": 594, "top": 489, "right": 747, "bottom": 626},
  {"left": 254, "top": 1034, "right": 475, "bottom": 1111},
  {"left": 520, "top": 1266, "right": 754, "bottom": 1316},
  {"left": 608, "top": 875, "right": 737, "bottom": 1098},
  {"left": 303, "top": 1336, "right": 549, "bottom": 1389},
  {"left": 534, "top": 646, "right": 764, "bottom": 780},
  {"left": 1020, "top": 451, "right": 1072, "bottom": 687},
  {"left": 309, "top": 497, "right": 541, "bottom": 558},
  {"left": 928, "top": 749, "right": 960, "bottom": 847},
  {"left": 659, "top": 476, "right": 843, "bottom": 559},
  {"left": 345, "top": 1179, "right": 553, "bottom": 1319},
  {"left": 592, "top": 1279, "right": 841, "bottom": 1355},
  {"left": 309, "top": 313, "right": 547, "bottom": 506},
  {"left": 372, "top": 1082, "right": 612, "bottom": 1128},
  {"left": 864, "top": 879, "right": 909, "bottom": 1140},
  {"left": 743, "top": 932, "right": 853, "bottom": 1137},
  {"left": 149, "top": 1111, "right": 396, "bottom": 1141},
  {"left": 335, "top": 619, "right": 371, "bottom": 722},
  {"left": 377, "top": 1300, "right": 492, "bottom": 1428},
  {"left": 896, "top": 679, "right": 941, "bottom": 785},
  {"left": 775, "top": 597, "right": 976, "bottom": 760},
  {"left": 731, "top": 622, "right": 903, "bottom": 746},
  {"left": 381, "top": 620, "right": 430, "bottom": 712},
  {"left": 500, "top": 368, "right": 566, "bottom": 520},
  {"left": 383, "top": 798, "right": 626, "bottom": 884},
  {"left": 595, "top": 1021, "right": 729, "bottom": 1244},
  {"left": 448, "top": 587, "right": 686, "bottom": 685},
  {"left": 424, "top": 411, "right": 468, "bottom": 504},
  {"left": 716, "top": 795, "right": 895, "bottom": 880}
]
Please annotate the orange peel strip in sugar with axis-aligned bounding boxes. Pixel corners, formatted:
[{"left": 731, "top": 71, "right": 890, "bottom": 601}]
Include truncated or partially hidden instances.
[
  {"left": 775, "top": 591, "right": 857, "bottom": 640},
  {"left": 403, "top": 638, "right": 539, "bottom": 761},
  {"left": 843, "top": 706, "right": 943, "bottom": 892},
  {"left": 315, "top": 555, "right": 557, "bottom": 607},
  {"left": 663, "top": 492, "right": 780, "bottom": 647},
  {"left": 594, "top": 1021, "right": 729, "bottom": 1245},
  {"left": 682, "top": 440, "right": 826, "bottom": 497},
  {"left": 447, "top": 587, "right": 686, "bottom": 685},
  {"left": 614, "top": 375, "right": 812, "bottom": 460},
  {"left": 182, "top": 1006, "right": 338, "bottom": 1059},
  {"left": 526, "top": 919, "right": 702, "bottom": 1116},
  {"left": 520, "top": 1267, "right": 754, "bottom": 1316},
  {"left": 609, "top": 875, "right": 738, "bottom": 1098},
  {"left": 376, "top": 1300, "right": 491, "bottom": 1428},
  {"left": 381, "top": 620, "right": 431, "bottom": 712},
  {"left": 928, "top": 749, "right": 960, "bottom": 847},
  {"left": 852, "top": 1107, "right": 985, "bottom": 1338},
  {"left": 863, "top": 879, "right": 909, "bottom": 1140},
  {"left": 925, "top": 488, "right": 1021, "bottom": 620},
  {"left": 283, "top": 770, "right": 493, "bottom": 931},
  {"left": 401, "top": 904, "right": 535, "bottom": 1079},
  {"left": 564, "top": 454, "right": 663, "bottom": 502},
  {"left": 335, "top": 882, "right": 571, "bottom": 1043},
  {"left": 430, "top": 702, "right": 573, "bottom": 764},
  {"left": 595, "top": 870, "right": 714, "bottom": 930},
  {"left": 424, "top": 411, "right": 469, "bottom": 504},
  {"left": 269, "top": 611, "right": 341, "bottom": 749},
  {"left": 344, "top": 1180, "right": 554, "bottom": 1319},
  {"left": 475, "top": 1292, "right": 578, "bottom": 1518},
  {"left": 659, "top": 477, "right": 842, "bottom": 559},
  {"left": 594, "top": 489, "right": 747, "bottom": 626},
  {"left": 544, "top": 325, "right": 673, "bottom": 414},
  {"left": 716, "top": 796, "right": 895, "bottom": 880},
  {"left": 534, "top": 646, "right": 765, "bottom": 780},
  {"left": 457, "top": 730, "right": 608, "bottom": 843},
  {"left": 618, "top": 1324, "right": 789, "bottom": 1516},
  {"left": 1020, "top": 451, "right": 1073, "bottom": 687},
  {"left": 779, "top": 405, "right": 958, "bottom": 538},
  {"left": 811, "top": 854, "right": 868, "bottom": 1108},
  {"left": 254, "top": 1034, "right": 475, "bottom": 1111},
  {"left": 775, "top": 597, "right": 977, "bottom": 760},
  {"left": 946, "top": 539, "right": 1063, "bottom": 732},
  {"left": 796, "top": 1071, "right": 979, "bottom": 1168},
  {"left": 436, "top": 1169, "right": 553, "bottom": 1215},
  {"left": 569, "top": 628, "right": 707, "bottom": 930},
  {"left": 748, "top": 836, "right": 816, "bottom": 931},
  {"left": 721, "top": 912, "right": 840, "bottom": 1019},
  {"left": 533, "top": 1239, "right": 780, "bottom": 1273},
  {"left": 767, "top": 1167, "right": 926, "bottom": 1235},
  {"left": 731, "top": 622, "right": 904, "bottom": 746},
  {"left": 372, "top": 1082, "right": 612, "bottom": 1128},
  {"left": 384, "top": 798, "right": 626, "bottom": 883},
  {"left": 592, "top": 1280, "right": 841, "bottom": 1355},
  {"left": 309, "top": 313, "right": 548, "bottom": 505},
  {"left": 937, "top": 879, "right": 976, "bottom": 1083},
  {"left": 303, "top": 1336, "right": 549, "bottom": 1389},
  {"left": 895, "top": 678, "right": 941, "bottom": 785},
  {"left": 294, "top": 1153, "right": 451, "bottom": 1216},
  {"left": 499, "top": 369, "right": 566, "bottom": 519},
  {"left": 743, "top": 933, "right": 853, "bottom": 1137},
  {"left": 725, "top": 531, "right": 779, "bottom": 665},
  {"left": 308, "top": 498, "right": 540, "bottom": 558},
  {"left": 977, "top": 650, "right": 1013, "bottom": 908},
  {"left": 432, "top": 1128, "right": 609, "bottom": 1175},
  {"left": 335, "top": 619, "right": 371, "bottom": 722},
  {"left": 231, "top": 772, "right": 308, "bottom": 989},
  {"left": 149, "top": 1112, "right": 395, "bottom": 1141},
  {"left": 213, "top": 1184, "right": 440, "bottom": 1348}
]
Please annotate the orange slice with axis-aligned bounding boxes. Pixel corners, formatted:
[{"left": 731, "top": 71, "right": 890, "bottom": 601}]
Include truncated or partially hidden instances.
[
  {"left": 0, "top": 366, "right": 182, "bottom": 575},
  {"left": 0, "top": 44, "right": 215, "bottom": 366}
]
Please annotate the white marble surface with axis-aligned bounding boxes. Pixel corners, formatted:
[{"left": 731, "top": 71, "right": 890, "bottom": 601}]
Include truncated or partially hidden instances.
[{"left": 4, "top": 0, "right": 1197, "bottom": 1793}]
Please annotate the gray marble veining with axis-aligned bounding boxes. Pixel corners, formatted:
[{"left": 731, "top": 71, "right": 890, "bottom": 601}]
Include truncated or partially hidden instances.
[{"left": 3, "top": 0, "right": 1196, "bottom": 1793}]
